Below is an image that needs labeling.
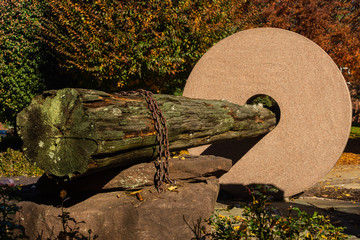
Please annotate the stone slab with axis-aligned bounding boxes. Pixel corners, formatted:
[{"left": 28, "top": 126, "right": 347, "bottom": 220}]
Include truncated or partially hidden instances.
[
  {"left": 183, "top": 28, "right": 352, "bottom": 197},
  {"left": 15, "top": 180, "right": 219, "bottom": 240},
  {"left": 319, "top": 165, "right": 360, "bottom": 189},
  {"left": 35, "top": 155, "right": 232, "bottom": 194}
]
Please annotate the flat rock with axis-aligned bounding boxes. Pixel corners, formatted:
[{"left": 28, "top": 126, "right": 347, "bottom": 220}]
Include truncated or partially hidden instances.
[
  {"left": 79, "top": 155, "right": 231, "bottom": 190},
  {"left": 36, "top": 155, "right": 232, "bottom": 195},
  {"left": 15, "top": 179, "right": 219, "bottom": 240}
]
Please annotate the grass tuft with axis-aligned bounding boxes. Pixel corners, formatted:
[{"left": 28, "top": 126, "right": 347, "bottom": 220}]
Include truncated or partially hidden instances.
[{"left": 349, "top": 126, "right": 360, "bottom": 139}]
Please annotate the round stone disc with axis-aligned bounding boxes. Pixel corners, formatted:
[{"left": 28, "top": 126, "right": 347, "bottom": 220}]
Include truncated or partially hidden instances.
[{"left": 183, "top": 28, "right": 352, "bottom": 197}]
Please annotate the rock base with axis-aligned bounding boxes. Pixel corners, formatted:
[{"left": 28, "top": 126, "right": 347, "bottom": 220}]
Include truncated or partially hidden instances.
[
  {"left": 15, "top": 179, "right": 219, "bottom": 240},
  {"left": 10, "top": 155, "right": 231, "bottom": 239}
]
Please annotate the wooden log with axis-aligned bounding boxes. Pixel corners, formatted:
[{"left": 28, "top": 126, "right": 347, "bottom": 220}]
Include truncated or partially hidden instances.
[{"left": 16, "top": 88, "right": 276, "bottom": 177}]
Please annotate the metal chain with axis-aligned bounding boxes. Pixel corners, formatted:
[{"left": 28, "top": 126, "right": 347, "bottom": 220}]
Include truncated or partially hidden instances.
[{"left": 115, "top": 89, "right": 172, "bottom": 192}]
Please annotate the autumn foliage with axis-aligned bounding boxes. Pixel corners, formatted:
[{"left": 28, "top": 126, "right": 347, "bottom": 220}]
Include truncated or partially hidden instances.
[
  {"left": 248, "top": 0, "right": 360, "bottom": 92},
  {"left": 39, "top": 0, "right": 359, "bottom": 94},
  {"left": 38, "top": 0, "right": 253, "bottom": 93},
  {"left": 1, "top": 0, "right": 360, "bottom": 124}
]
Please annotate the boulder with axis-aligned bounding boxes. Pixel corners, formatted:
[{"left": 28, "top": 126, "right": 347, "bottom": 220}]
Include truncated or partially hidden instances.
[
  {"left": 36, "top": 155, "right": 232, "bottom": 196},
  {"left": 15, "top": 179, "right": 219, "bottom": 240},
  {"left": 11, "top": 155, "right": 231, "bottom": 239}
]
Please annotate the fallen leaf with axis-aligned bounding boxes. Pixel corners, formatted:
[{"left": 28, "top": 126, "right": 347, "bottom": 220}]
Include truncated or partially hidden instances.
[
  {"left": 126, "top": 190, "right": 143, "bottom": 195},
  {"left": 336, "top": 152, "right": 360, "bottom": 165},
  {"left": 168, "top": 186, "right": 178, "bottom": 191},
  {"left": 136, "top": 192, "right": 144, "bottom": 202}
]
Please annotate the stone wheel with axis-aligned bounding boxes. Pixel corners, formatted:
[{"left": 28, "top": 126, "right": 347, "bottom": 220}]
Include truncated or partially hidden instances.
[{"left": 183, "top": 28, "right": 352, "bottom": 197}]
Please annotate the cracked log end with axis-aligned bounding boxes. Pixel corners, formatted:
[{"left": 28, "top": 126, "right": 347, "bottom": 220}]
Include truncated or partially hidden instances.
[{"left": 17, "top": 89, "right": 97, "bottom": 177}]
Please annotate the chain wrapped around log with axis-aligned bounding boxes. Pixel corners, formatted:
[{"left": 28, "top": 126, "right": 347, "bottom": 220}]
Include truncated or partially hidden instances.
[{"left": 16, "top": 88, "right": 276, "bottom": 178}]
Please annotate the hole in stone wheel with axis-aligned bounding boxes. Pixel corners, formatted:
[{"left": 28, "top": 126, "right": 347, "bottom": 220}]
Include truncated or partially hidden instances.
[
  {"left": 246, "top": 94, "right": 281, "bottom": 125},
  {"left": 200, "top": 94, "right": 280, "bottom": 164}
]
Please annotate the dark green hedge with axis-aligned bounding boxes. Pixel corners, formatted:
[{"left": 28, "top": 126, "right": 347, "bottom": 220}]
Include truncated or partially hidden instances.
[{"left": 0, "top": 0, "right": 45, "bottom": 124}]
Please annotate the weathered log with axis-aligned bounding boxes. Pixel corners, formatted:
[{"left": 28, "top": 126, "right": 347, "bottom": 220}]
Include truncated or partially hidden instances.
[{"left": 16, "top": 88, "right": 276, "bottom": 177}]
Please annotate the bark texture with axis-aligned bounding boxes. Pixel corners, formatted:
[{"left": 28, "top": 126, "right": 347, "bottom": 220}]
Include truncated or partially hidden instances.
[{"left": 17, "top": 88, "right": 276, "bottom": 177}]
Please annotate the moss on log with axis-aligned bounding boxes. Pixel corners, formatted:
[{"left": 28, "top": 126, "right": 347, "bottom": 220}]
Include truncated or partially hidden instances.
[{"left": 16, "top": 88, "right": 276, "bottom": 177}]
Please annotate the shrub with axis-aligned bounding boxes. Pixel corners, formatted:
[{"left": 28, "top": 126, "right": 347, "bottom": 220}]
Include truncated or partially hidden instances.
[
  {"left": 0, "top": 181, "right": 27, "bottom": 239},
  {"left": 38, "top": 0, "right": 257, "bottom": 94},
  {"left": 207, "top": 185, "right": 348, "bottom": 239},
  {"left": 0, "top": 148, "right": 44, "bottom": 177},
  {"left": 0, "top": 0, "right": 45, "bottom": 125}
]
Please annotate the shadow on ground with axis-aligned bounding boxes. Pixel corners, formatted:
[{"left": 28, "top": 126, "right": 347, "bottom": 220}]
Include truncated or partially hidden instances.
[{"left": 345, "top": 138, "right": 360, "bottom": 154}]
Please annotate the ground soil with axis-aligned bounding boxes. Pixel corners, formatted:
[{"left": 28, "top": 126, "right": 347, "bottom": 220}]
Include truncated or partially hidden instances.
[
  {"left": 303, "top": 186, "right": 360, "bottom": 202},
  {"left": 302, "top": 137, "right": 360, "bottom": 202}
]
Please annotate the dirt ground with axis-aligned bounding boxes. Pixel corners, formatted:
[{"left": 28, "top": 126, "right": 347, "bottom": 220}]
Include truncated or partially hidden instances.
[
  {"left": 302, "top": 137, "right": 360, "bottom": 202},
  {"left": 303, "top": 186, "right": 360, "bottom": 202}
]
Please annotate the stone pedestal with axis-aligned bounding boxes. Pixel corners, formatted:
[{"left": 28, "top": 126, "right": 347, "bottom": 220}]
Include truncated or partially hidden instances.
[
  {"left": 12, "top": 156, "right": 230, "bottom": 239},
  {"left": 15, "top": 180, "right": 218, "bottom": 240}
]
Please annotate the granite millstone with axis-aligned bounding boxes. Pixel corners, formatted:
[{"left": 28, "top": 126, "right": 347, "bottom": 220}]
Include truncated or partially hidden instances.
[{"left": 183, "top": 28, "right": 352, "bottom": 197}]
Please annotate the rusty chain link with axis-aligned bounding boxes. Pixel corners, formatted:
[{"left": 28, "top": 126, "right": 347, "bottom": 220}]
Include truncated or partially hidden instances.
[{"left": 115, "top": 89, "right": 172, "bottom": 192}]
